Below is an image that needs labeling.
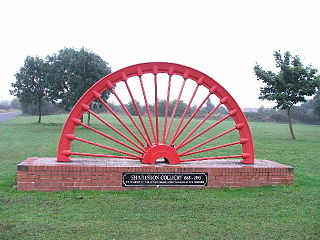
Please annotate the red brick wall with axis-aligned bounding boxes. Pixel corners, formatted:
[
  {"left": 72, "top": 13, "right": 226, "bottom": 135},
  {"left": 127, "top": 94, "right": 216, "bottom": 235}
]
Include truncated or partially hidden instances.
[{"left": 17, "top": 157, "right": 294, "bottom": 192}]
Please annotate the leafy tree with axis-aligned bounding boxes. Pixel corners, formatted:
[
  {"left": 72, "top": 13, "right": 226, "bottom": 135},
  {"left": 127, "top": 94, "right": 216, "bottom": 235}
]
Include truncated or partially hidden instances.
[
  {"left": 48, "top": 47, "right": 112, "bottom": 125},
  {"left": 157, "top": 99, "right": 187, "bottom": 117},
  {"left": 188, "top": 105, "right": 197, "bottom": 117},
  {"left": 48, "top": 47, "right": 112, "bottom": 110},
  {"left": 203, "top": 98, "right": 215, "bottom": 113},
  {"left": 169, "top": 100, "right": 187, "bottom": 117},
  {"left": 10, "top": 56, "right": 49, "bottom": 123},
  {"left": 158, "top": 99, "right": 167, "bottom": 117},
  {"left": 148, "top": 99, "right": 188, "bottom": 117},
  {"left": 254, "top": 51, "right": 319, "bottom": 139},
  {"left": 125, "top": 100, "right": 144, "bottom": 116}
]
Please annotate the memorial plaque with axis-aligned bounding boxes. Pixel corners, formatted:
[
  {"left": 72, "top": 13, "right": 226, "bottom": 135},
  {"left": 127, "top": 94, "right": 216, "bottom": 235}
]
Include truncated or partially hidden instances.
[{"left": 123, "top": 172, "right": 208, "bottom": 187}]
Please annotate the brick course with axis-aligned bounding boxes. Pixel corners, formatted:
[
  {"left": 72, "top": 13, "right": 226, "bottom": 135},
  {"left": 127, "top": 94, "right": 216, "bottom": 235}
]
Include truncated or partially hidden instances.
[{"left": 17, "top": 157, "right": 294, "bottom": 192}]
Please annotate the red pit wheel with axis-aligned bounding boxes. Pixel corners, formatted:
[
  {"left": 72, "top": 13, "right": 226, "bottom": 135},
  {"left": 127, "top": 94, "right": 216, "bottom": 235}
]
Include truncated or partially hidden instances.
[{"left": 57, "top": 62, "right": 254, "bottom": 164}]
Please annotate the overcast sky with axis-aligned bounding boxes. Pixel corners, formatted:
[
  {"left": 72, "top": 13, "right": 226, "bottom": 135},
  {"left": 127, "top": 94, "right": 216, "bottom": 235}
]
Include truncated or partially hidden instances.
[{"left": 1, "top": 0, "right": 319, "bottom": 108}]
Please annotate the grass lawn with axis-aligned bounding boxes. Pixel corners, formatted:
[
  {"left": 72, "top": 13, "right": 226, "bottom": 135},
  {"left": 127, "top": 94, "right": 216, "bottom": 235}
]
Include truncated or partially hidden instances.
[{"left": 0, "top": 114, "right": 319, "bottom": 240}]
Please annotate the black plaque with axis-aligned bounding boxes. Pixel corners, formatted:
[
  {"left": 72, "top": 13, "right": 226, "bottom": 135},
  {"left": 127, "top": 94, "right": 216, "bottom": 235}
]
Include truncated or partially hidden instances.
[{"left": 122, "top": 172, "right": 208, "bottom": 187}]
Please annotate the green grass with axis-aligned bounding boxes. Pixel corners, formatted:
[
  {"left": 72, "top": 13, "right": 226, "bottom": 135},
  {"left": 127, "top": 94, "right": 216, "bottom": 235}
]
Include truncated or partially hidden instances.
[{"left": 0, "top": 114, "right": 319, "bottom": 239}]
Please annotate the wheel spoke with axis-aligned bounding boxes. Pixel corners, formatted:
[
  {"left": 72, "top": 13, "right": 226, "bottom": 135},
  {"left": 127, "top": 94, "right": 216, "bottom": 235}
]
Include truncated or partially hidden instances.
[
  {"left": 124, "top": 80, "right": 152, "bottom": 146},
  {"left": 96, "top": 96, "right": 146, "bottom": 147},
  {"left": 153, "top": 65, "right": 159, "bottom": 144},
  {"left": 74, "top": 119, "right": 143, "bottom": 154},
  {"left": 71, "top": 135, "right": 142, "bottom": 159},
  {"left": 162, "top": 74, "right": 172, "bottom": 143},
  {"left": 110, "top": 88, "right": 149, "bottom": 145},
  {"left": 164, "top": 74, "right": 188, "bottom": 143},
  {"left": 169, "top": 83, "right": 200, "bottom": 145},
  {"left": 180, "top": 140, "right": 241, "bottom": 157},
  {"left": 179, "top": 126, "right": 237, "bottom": 155},
  {"left": 86, "top": 108, "right": 146, "bottom": 152},
  {"left": 175, "top": 102, "right": 224, "bottom": 150},
  {"left": 138, "top": 72, "right": 157, "bottom": 143},
  {"left": 171, "top": 92, "right": 211, "bottom": 145},
  {"left": 180, "top": 154, "right": 244, "bottom": 162},
  {"left": 68, "top": 152, "right": 140, "bottom": 159}
]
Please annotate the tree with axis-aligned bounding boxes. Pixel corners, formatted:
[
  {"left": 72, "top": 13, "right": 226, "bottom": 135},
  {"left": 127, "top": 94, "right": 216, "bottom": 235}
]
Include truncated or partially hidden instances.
[
  {"left": 48, "top": 47, "right": 112, "bottom": 109},
  {"left": 254, "top": 51, "right": 319, "bottom": 139},
  {"left": 126, "top": 100, "right": 144, "bottom": 116},
  {"left": 148, "top": 99, "right": 188, "bottom": 117},
  {"left": 204, "top": 98, "right": 215, "bottom": 113},
  {"left": 158, "top": 99, "right": 167, "bottom": 117},
  {"left": 10, "top": 56, "right": 49, "bottom": 123},
  {"left": 169, "top": 100, "right": 188, "bottom": 117},
  {"left": 48, "top": 47, "right": 112, "bottom": 124}
]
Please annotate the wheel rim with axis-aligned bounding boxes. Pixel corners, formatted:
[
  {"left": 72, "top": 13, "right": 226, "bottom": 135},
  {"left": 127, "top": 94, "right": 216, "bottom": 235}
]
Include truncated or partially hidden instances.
[{"left": 57, "top": 62, "right": 254, "bottom": 164}]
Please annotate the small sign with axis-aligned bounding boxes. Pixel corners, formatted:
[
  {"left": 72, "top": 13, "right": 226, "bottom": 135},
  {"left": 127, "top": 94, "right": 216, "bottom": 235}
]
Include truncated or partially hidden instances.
[{"left": 123, "top": 172, "right": 208, "bottom": 187}]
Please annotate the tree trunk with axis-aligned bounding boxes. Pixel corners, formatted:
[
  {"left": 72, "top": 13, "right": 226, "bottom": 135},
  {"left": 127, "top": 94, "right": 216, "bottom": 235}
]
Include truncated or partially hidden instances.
[
  {"left": 87, "top": 112, "right": 91, "bottom": 126},
  {"left": 38, "top": 98, "right": 42, "bottom": 123},
  {"left": 287, "top": 107, "right": 296, "bottom": 140},
  {"left": 87, "top": 103, "right": 92, "bottom": 126}
]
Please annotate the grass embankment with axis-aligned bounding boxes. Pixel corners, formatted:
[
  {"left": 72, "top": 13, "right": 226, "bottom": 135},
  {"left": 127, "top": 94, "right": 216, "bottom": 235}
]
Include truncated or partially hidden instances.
[{"left": 0, "top": 114, "right": 319, "bottom": 240}]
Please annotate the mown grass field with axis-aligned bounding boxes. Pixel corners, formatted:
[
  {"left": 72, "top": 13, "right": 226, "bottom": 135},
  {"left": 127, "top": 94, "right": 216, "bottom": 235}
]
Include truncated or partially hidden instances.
[{"left": 0, "top": 114, "right": 319, "bottom": 240}]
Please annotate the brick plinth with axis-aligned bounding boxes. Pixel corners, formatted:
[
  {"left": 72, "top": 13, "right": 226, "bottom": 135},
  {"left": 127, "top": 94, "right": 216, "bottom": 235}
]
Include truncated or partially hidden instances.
[{"left": 17, "top": 157, "right": 294, "bottom": 192}]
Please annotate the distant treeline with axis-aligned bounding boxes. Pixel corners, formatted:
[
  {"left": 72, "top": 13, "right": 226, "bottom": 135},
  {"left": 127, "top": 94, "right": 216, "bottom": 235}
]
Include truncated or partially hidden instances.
[
  {"left": 106, "top": 99, "right": 228, "bottom": 118},
  {"left": 90, "top": 97, "right": 320, "bottom": 124},
  {"left": 0, "top": 99, "right": 65, "bottom": 115},
  {"left": 0, "top": 99, "right": 21, "bottom": 110},
  {"left": 2, "top": 98, "right": 319, "bottom": 124},
  {"left": 244, "top": 102, "right": 320, "bottom": 124}
]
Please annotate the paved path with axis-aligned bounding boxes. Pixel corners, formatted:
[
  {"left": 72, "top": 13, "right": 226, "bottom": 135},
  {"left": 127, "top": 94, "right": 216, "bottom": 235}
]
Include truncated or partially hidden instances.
[{"left": 0, "top": 111, "right": 22, "bottom": 122}]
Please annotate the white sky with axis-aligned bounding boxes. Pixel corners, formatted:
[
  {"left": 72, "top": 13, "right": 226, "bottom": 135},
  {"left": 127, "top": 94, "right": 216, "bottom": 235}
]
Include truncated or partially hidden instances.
[{"left": 1, "top": 0, "right": 319, "bottom": 108}]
